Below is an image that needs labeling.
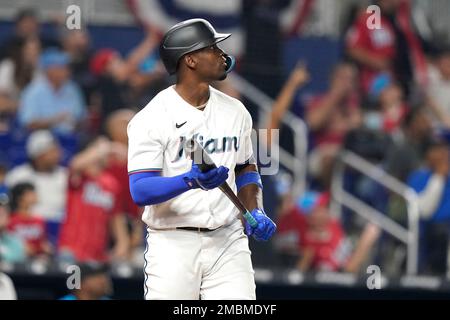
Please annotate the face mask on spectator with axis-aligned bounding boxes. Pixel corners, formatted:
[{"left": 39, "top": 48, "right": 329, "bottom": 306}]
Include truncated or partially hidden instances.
[{"left": 364, "top": 112, "right": 383, "bottom": 131}]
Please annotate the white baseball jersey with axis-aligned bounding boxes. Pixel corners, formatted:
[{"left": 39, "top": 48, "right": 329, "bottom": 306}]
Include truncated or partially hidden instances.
[{"left": 127, "top": 85, "right": 254, "bottom": 230}]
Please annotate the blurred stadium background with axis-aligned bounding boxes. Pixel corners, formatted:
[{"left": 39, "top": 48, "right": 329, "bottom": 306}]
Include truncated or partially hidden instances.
[{"left": 1, "top": 0, "right": 450, "bottom": 299}]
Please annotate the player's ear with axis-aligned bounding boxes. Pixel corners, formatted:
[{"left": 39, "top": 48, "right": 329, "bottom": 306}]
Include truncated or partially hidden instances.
[{"left": 183, "top": 53, "right": 197, "bottom": 70}]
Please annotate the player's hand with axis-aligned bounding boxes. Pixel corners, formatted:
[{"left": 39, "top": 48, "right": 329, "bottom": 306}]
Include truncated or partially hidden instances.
[
  {"left": 244, "top": 208, "right": 276, "bottom": 241},
  {"left": 184, "top": 162, "right": 229, "bottom": 190}
]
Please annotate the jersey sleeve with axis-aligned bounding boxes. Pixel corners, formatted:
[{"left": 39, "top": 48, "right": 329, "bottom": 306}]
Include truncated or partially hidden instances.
[
  {"left": 236, "top": 106, "right": 255, "bottom": 165},
  {"left": 127, "top": 113, "right": 165, "bottom": 174}
]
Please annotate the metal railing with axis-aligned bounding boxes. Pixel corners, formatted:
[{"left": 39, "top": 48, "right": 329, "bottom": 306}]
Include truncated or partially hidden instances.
[
  {"left": 227, "top": 73, "right": 308, "bottom": 198},
  {"left": 331, "top": 150, "right": 420, "bottom": 275}
]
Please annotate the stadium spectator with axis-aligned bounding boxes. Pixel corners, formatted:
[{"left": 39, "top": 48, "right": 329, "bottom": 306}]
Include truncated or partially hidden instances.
[
  {"left": 426, "top": 46, "right": 450, "bottom": 128},
  {"left": 58, "top": 137, "right": 130, "bottom": 264},
  {"left": 57, "top": 28, "right": 99, "bottom": 138},
  {"left": 18, "top": 48, "right": 86, "bottom": 134},
  {"left": 60, "top": 29, "right": 95, "bottom": 104},
  {"left": 59, "top": 262, "right": 112, "bottom": 300},
  {"left": 104, "top": 109, "right": 144, "bottom": 262},
  {"left": 0, "top": 196, "right": 26, "bottom": 264},
  {"left": 272, "top": 179, "right": 377, "bottom": 273},
  {"left": 345, "top": 0, "right": 426, "bottom": 96},
  {"left": 378, "top": 106, "right": 432, "bottom": 273},
  {"left": 5, "top": 130, "right": 68, "bottom": 233},
  {"left": 369, "top": 74, "right": 409, "bottom": 135},
  {"left": 241, "top": 0, "right": 290, "bottom": 99},
  {"left": 274, "top": 191, "right": 315, "bottom": 267},
  {"left": 306, "top": 62, "right": 362, "bottom": 188},
  {"left": 240, "top": 0, "right": 291, "bottom": 123},
  {"left": 0, "top": 36, "right": 41, "bottom": 132},
  {"left": 90, "top": 26, "right": 162, "bottom": 126},
  {"left": 384, "top": 107, "right": 432, "bottom": 181},
  {"left": 8, "top": 182, "right": 53, "bottom": 259},
  {"left": 266, "top": 61, "right": 310, "bottom": 147},
  {"left": 0, "top": 8, "right": 58, "bottom": 61},
  {"left": 296, "top": 193, "right": 352, "bottom": 272},
  {"left": 407, "top": 139, "right": 450, "bottom": 275},
  {"left": 127, "top": 53, "right": 167, "bottom": 110},
  {"left": 408, "top": 140, "right": 450, "bottom": 220}
]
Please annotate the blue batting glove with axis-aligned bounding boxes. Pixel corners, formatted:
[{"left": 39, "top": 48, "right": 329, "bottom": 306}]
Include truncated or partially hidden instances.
[
  {"left": 244, "top": 208, "right": 277, "bottom": 241},
  {"left": 183, "top": 162, "right": 229, "bottom": 190}
]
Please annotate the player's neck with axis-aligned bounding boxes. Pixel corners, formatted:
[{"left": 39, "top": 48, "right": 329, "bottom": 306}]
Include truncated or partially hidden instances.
[{"left": 174, "top": 82, "right": 210, "bottom": 109}]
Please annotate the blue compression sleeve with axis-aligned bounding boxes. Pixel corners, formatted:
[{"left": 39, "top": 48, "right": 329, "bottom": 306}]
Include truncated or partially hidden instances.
[
  {"left": 129, "top": 171, "right": 191, "bottom": 206},
  {"left": 236, "top": 171, "right": 263, "bottom": 192}
]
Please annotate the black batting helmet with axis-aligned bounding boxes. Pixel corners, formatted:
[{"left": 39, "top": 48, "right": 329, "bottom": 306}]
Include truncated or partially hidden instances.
[{"left": 159, "top": 18, "right": 235, "bottom": 75}]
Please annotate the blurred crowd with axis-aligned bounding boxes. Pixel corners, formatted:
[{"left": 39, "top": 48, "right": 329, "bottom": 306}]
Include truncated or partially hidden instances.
[
  {"left": 0, "top": 8, "right": 168, "bottom": 275},
  {"left": 1, "top": 0, "right": 450, "bottom": 300},
  {"left": 271, "top": 0, "right": 450, "bottom": 278}
]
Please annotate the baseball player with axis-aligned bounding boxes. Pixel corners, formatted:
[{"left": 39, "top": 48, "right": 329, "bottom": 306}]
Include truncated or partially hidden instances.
[{"left": 127, "top": 18, "right": 276, "bottom": 300}]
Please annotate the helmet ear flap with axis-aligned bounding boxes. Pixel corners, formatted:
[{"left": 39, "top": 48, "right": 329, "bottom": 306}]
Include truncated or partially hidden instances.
[{"left": 224, "top": 54, "right": 235, "bottom": 74}]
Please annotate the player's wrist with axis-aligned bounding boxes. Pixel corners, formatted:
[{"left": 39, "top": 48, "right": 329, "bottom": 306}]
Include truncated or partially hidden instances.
[
  {"left": 182, "top": 163, "right": 229, "bottom": 191},
  {"left": 181, "top": 170, "right": 206, "bottom": 190},
  {"left": 182, "top": 173, "right": 199, "bottom": 189},
  {"left": 251, "top": 208, "right": 265, "bottom": 216}
]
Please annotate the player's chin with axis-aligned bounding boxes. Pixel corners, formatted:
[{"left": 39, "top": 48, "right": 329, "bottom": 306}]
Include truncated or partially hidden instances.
[{"left": 217, "top": 70, "right": 227, "bottom": 81}]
